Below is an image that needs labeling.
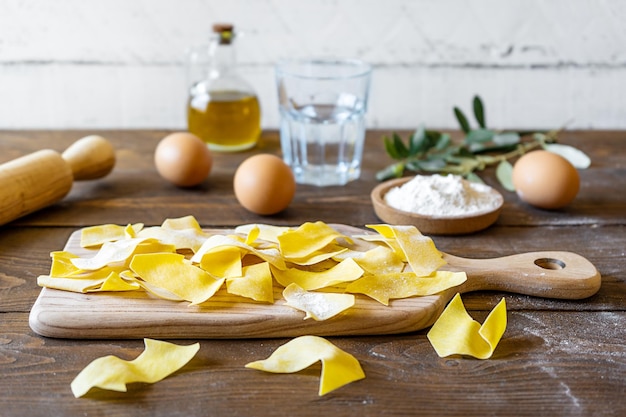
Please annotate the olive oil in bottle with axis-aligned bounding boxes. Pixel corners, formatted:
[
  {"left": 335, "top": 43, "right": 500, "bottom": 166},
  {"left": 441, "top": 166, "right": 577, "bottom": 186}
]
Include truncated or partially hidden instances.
[{"left": 186, "top": 24, "right": 261, "bottom": 152}]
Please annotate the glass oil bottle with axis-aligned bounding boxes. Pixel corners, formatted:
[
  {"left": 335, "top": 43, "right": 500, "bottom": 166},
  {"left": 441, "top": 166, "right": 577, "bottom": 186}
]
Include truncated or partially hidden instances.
[{"left": 186, "top": 23, "right": 261, "bottom": 151}]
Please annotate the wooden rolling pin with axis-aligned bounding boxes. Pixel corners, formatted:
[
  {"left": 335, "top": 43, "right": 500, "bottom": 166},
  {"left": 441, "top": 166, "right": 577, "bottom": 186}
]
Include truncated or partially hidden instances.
[{"left": 0, "top": 135, "right": 115, "bottom": 226}]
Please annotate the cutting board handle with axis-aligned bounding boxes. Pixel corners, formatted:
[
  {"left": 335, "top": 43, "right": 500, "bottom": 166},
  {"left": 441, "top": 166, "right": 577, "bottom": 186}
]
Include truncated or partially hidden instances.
[
  {"left": 61, "top": 135, "right": 116, "bottom": 181},
  {"left": 444, "top": 251, "right": 601, "bottom": 300}
]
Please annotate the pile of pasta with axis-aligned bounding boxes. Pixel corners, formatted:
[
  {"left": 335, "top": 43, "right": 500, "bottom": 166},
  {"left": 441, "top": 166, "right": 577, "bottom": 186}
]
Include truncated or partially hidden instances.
[{"left": 38, "top": 215, "right": 467, "bottom": 321}]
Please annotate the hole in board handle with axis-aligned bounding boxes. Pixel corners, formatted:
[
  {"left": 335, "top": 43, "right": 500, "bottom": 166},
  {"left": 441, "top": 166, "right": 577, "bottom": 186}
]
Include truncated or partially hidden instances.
[{"left": 534, "top": 258, "right": 566, "bottom": 270}]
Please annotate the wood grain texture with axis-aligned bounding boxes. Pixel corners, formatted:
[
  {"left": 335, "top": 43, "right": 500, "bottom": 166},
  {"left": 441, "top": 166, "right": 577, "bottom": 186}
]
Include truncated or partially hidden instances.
[
  {"left": 3, "top": 310, "right": 626, "bottom": 417},
  {"left": 0, "top": 129, "right": 624, "bottom": 417}
]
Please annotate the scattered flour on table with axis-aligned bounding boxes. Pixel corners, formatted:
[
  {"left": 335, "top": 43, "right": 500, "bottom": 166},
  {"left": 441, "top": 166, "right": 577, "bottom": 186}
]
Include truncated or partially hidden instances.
[{"left": 384, "top": 174, "right": 501, "bottom": 216}]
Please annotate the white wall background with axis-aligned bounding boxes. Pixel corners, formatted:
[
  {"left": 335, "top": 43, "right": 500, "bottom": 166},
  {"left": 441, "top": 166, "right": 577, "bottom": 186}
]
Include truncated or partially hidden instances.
[{"left": 0, "top": 0, "right": 625, "bottom": 130}]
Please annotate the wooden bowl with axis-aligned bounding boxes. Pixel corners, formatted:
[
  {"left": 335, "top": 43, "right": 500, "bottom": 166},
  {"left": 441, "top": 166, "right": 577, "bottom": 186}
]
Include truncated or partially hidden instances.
[{"left": 370, "top": 177, "right": 504, "bottom": 235}]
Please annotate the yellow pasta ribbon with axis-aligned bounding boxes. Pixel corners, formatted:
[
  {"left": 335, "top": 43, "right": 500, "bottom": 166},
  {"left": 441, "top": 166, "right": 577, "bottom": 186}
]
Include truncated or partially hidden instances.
[
  {"left": 234, "top": 223, "right": 290, "bottom": 244},
  {"left": 130, "top": 253, "right": 224, "bottom": 305},
  {"left": 161, "top": 215, "right": 203, "bottom": 232},
  {"left": 119, "top": 270, "right": 184, "bottom": 301},
  {"left": 70, "top": 237, "right": 157, "bottom": 270},
  {"left": 245, "top": 335, "right": 365, "bottom": 396},
  {"left": 427, "top": 293, "right": 507, "bottom": 359},
  {"left": 131, "top": 241, "right": 177, "bottom": 256},
  {"left": 199, "top": 246, "right": 243, "bottom": 278},
  {"left": 192, "top": 234, "right": 286, "bottom": 270},
  {"left": 138, "top": 226, "right": 208, "bottom": 254},
  {"left": 366, "top": 224, "right": 445, "bottom": 276},
  {"left": 278, "top": 221, "right": 348, "bottom": 260},
  {"left": 271, "top": 258, "right": 364, "bottom": 290},
  {"left": 345, "top": 270, "right": 467, "bottom": 305},
  {"left": 226, "top": 262, "right": 274, "bottom": 303},
  {"left": 79, "top": 223, "right": 144, "bottom": 248},
  {"left": 334, "top": 245, "right": 406, "bottom": 275},
  {"left": 71, "top": 338, "right": 199, "bottom": 398},
  {"left": 37, "top": 271, "right": 140, "bottom": 293},
  {"left": 50, "top": 251, "right": 85, "bottom": 277},
  {"left": 286, "top": 245, "right": 348, "bottom": 266}
]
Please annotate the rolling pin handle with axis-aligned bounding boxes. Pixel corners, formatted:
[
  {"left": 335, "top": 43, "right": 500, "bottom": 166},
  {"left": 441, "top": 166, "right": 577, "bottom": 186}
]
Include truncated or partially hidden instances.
[{"left": 61, "top": 135, "right": 116, "bottom": 181}]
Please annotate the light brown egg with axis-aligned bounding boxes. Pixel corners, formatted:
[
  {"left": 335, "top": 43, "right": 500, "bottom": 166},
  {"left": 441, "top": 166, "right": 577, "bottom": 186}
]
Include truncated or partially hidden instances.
[
  {"left": 154, "top": 132, "right": 213, "bottom": 187},
  {"left": 234, "top": 154, "right": 296, "bottom": 215},
  {"left": 512, "top": 150, "right": 579, "bottom": 209}
]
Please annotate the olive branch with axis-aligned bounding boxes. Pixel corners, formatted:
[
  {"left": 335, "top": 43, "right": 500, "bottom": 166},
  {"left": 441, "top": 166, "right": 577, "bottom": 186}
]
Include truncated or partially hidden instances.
[{"left": 376, "top": 96, "right": 579, "bottom": 191}]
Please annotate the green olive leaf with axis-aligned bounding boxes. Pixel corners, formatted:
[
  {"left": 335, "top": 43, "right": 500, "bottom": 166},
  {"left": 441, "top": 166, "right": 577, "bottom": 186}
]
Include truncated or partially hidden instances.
[
  {"left": 496, "top": 160, "right": 515, "bottom": 191},
  {"left": 469, "top": 142, "right": 518, "bottom": 154},
  {"left": 383, "top": 135, "right": 401, "bottom": 159},
  {"left": 417, "top": 158, "right": 447, "bottom": 172},
  {"left": 405, "top": 161, "right": 421, "bottom": 171},
  {"left": 434, "top": 133, "right": 451, "bottom": 150},
  {"left": 543, "top": 143, "right": 591, "bottom": 169},
  {"left": 456, "top": 146, "right": 475, "bottom": 158},
  {"left": 473, "top": 96, "right": 486, "bottom": 128},
  {"left": 493, "top": 132, "right": 520, "bottom": 146},
  {"left": 409, "top": 125, "right": 427, "bottom": 155},
  {"left": 454, "top": 107, "right": 471, "bottom": 133},
  {"left": 392, "top": 132, "right": 410, "bottom": 158},
  {"left": 466, "top": 129, "right": 494, "bottom": 143}
]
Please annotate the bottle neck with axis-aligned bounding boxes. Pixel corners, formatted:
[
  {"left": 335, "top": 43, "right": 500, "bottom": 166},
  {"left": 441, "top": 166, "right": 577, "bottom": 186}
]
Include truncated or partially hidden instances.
[{"left": 208, "top": 34, "right": 236, "bottom": 77}]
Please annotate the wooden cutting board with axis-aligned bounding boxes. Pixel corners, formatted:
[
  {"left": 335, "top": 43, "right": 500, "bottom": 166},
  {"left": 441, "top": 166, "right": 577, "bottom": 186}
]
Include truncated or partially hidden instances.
[{"left": 29, "top": 225, "right": 601, "bottom": 339}]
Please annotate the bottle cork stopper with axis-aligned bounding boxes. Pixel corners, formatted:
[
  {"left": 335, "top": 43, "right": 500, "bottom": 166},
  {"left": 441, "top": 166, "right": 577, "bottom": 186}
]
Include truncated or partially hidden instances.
[
  {"left": 213, "top": 23, "right": 234, "bottom": 44},
  {"left": 213, "top": 23, "right": 234, "bottom": 33}
]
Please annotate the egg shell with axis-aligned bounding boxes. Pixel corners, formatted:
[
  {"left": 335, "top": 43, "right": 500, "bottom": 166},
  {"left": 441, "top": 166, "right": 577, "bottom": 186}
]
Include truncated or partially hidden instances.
[
  {"left": 234, "top": 154, "right": 296, "bottom": 215},
  {"left": 512, "top": 150, "right": 580, "bottom": 209},
  {"left": 154, "top": 132, "right": 213, "bottom": 187}
]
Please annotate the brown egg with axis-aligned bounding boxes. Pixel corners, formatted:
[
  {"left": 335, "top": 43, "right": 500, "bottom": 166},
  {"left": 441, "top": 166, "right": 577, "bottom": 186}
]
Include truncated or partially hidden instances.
[
  {"left": 512, "top": 150, "right": 579, "bottom": 209},
  {"left": 234, "top": 154, "right": 296, "bottom": 215},
  {"left": 154, "top": 132, "right": 212, "bottom": 187}
]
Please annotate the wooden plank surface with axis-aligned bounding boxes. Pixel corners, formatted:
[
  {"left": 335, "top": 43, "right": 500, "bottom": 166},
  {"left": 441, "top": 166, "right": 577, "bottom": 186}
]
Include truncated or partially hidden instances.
[
  {"left": 2, "top": 130, "right": 624, "bottom": 228},
  {"left": 1, "top": 129, "right": 625, "bottom": 417},
  {"left": 3, "top": 311, "right": 626, "bottom": 417}
]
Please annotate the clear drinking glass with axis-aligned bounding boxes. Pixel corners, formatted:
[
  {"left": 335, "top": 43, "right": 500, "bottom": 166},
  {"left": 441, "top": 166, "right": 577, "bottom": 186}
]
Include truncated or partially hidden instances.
[{"left": 275, "top": 59, "right": 372, "bottom": 186}]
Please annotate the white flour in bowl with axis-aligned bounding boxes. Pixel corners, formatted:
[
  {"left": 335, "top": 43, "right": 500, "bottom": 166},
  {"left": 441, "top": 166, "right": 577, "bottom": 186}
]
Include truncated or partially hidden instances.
[{"left": 384, "top": 174, "right": 501, "bottom": 216}]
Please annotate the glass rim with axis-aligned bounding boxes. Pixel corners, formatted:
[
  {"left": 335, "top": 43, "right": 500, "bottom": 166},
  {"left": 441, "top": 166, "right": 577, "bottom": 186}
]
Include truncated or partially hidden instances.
[{"left": 275, "top": 58, "right": 372, "bottom": 80}]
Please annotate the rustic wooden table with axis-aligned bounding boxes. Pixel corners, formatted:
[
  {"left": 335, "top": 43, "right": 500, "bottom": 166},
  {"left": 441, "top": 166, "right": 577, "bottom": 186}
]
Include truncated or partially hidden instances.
[{"left": 1, "top": 130, "right": 624, "bottom": 417}]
